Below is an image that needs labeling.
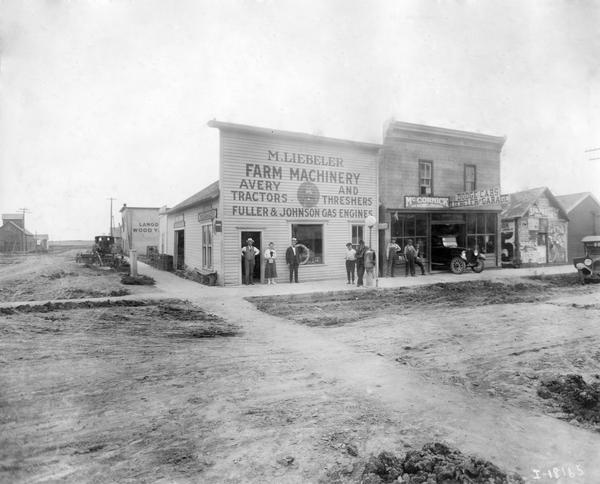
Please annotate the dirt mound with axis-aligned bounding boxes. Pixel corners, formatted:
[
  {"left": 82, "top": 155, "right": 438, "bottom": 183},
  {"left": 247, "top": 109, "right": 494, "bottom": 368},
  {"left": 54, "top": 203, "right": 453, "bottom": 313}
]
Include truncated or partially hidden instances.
[
  {"left": 538, "top": 374, "right": 600, "bottom": 424},
  {"left": 248, "top": 280, "right": 558, "bottom": 327},
  {"left": 525, "top": 273, "right": 583, "bottom": 287},
  {"left": 41, "top": 270, "right": 78, "bottom": 280},
  {"left": 146, "top": 303, "right": 239, "bottom": 337},
  {"left": 151, "top": 303, "right": 218, "bottom": 321},
  {"left": 361, "top": 442, "right": 524, "bottom": 483},
  {"left": 0, "top": 298, "right": 153, "bottom": 314},
  {"left": 120, "top": 274, "right": 155, "bottom": 285}
]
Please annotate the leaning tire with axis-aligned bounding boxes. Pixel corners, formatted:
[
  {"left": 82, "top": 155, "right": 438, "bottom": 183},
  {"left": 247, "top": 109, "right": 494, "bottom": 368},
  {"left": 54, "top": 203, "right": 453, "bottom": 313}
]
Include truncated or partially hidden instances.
[
  {"left": 472, "top": 259, "right": 485, "bottom": 273},
  {"left": 450, "top": 257, "right": 466, "bottom": 274}
]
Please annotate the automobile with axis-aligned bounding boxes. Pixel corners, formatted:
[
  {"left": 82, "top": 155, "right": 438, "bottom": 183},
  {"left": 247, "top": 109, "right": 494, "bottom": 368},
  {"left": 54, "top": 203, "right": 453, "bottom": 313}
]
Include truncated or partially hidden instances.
[
  {"left": 431, "top": 235, "right": 485, "bottom": 274},
  {"left": 573, "top": 235, "right": 600, "bottom": 283}
]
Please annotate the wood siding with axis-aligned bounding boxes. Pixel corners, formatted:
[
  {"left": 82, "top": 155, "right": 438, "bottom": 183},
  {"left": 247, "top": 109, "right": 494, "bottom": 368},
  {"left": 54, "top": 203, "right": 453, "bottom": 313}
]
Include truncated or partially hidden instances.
[{"left": 219, "top": 130, "right": 379, "bottom": 285}]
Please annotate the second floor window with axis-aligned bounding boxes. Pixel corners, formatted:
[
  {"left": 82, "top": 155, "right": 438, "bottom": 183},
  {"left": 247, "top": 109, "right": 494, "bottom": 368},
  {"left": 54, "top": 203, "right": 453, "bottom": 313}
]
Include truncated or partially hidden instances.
[
  {"left": 419, "top": 160, "right": 432, "bottom": 195},
  {"left": 465, "top": 164, "right": 476, "bottom": 192}
]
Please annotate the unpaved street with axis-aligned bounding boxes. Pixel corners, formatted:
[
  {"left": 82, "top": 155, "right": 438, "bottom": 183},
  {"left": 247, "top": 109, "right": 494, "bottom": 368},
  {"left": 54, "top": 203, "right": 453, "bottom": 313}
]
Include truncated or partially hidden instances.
[{"left": 1, "top": 251, "right": 600, "bottom": 483}]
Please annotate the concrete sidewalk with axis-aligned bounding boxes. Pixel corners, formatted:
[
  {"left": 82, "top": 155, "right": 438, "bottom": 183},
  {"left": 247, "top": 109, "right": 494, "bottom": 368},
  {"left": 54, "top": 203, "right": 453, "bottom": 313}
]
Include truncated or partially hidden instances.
[{"left": 137, "top": 262, "right": 576, "bottom": 299}]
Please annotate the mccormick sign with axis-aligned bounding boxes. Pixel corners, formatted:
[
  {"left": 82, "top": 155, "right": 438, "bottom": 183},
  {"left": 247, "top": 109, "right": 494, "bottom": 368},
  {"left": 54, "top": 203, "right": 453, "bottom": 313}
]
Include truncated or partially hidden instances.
[
  {"left": 404, "top": 196, "right": 450, "bottom": 209},
  {"left": 450, "top": 187, "right": 509, "bottom": 208}
]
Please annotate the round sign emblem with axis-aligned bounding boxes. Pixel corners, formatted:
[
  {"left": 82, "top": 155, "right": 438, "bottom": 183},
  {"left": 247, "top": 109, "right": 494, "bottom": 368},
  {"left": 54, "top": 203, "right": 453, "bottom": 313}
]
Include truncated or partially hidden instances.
[{"left": 297, "top": 182, "right": 320, "bottom": 208}]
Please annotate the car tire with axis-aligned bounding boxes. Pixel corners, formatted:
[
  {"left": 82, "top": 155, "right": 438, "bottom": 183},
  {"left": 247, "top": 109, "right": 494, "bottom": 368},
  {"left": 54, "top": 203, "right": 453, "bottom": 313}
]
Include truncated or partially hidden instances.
[
  {"left": 450, "top": 257, "right": 466, "bottom": 274},
  {"left": 472, "top": 259, "right": 485, "bottom": 273}
]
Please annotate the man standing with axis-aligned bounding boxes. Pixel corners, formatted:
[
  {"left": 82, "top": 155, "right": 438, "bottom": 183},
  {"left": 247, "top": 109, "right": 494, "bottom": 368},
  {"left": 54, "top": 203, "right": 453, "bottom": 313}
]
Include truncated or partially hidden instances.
[
  {"left": 404, "top": 238, "right": 417, "bottom": 277},
  {"left": 241, "top": 238, "right": 260, "bottom": 285},
  {"left": 285, "top": 237, "right": 301, "bottom": 283},
  {"left": 345, "top": 242, "right": 356, "bottom": 284},
  {"left": 386, "top": 238, "right": 400, "bottom": 277},
  {"left": 355, "top": 240, "right": 366, "bottom": 287}
]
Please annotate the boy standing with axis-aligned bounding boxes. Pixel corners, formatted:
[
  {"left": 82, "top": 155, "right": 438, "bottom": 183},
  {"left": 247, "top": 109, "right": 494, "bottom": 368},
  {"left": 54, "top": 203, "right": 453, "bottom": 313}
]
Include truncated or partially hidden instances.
[{"left": 345, "top": 242, "right": 356, "bottom": 284}]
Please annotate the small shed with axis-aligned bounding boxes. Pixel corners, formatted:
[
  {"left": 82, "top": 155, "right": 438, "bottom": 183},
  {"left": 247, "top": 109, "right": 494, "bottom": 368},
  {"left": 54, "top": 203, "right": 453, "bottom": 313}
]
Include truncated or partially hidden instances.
[
  {"left": 501, "top": 187, "right": 569, "bottom": 265},
  {"left": 0, "top": 214, "right": 36, "bottom": 252},
  {"left": 555, "top": 192, "right": 600, "bottom": 261}
]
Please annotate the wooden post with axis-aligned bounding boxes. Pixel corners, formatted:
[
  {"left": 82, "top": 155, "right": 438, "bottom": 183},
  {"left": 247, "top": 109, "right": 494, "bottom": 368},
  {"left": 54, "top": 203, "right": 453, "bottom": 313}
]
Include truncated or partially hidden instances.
[{"left": 130, "top": 249, "right": 138, "bottom": 277}]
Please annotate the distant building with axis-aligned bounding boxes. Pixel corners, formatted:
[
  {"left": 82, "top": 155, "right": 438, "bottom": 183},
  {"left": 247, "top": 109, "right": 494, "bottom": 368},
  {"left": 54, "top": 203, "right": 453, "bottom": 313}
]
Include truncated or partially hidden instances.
[
  {"left": 555, "top": 192, "right": 600, "bottom": 261},
  {"left": 119, "top": 205, "right": 160, "bottom": 255},
  {"left": 35, "top": 234, "right": 49, "bottom": 252},
  {"left": 501, "top": 187, "right": 569, "bottom": 265},
  {"left": 0, "top": 214, "right": 36, "bottom": 252}
]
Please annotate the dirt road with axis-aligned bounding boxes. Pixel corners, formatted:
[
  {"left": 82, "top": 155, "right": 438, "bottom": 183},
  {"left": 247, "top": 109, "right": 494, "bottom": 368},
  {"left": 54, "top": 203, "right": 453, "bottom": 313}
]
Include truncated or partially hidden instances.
[{"left": 1, "top": 253, "right": 599, "bottom": 483}]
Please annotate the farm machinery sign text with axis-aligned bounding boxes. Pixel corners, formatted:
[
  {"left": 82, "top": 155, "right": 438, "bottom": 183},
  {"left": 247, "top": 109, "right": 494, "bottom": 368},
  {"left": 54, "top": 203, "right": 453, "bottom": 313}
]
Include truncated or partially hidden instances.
[{"left": 230, "top": 150, "right": 374, "bottom": 218}]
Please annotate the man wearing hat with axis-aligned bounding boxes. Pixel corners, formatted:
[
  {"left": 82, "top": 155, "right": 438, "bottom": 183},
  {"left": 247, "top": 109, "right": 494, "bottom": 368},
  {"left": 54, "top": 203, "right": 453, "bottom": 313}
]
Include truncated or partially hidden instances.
[{"left": 241, "top": 238, "right": 260, "bottom": 285}]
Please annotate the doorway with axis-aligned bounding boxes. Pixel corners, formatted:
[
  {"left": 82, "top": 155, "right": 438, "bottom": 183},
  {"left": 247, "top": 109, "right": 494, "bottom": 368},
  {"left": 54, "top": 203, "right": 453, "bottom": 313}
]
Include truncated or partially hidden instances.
[
  {"left": 175, "top": 230, "right": 185, "bottom": 270},
  {"left": 240, "top": 231, "right": 262, "bottom": 283}
]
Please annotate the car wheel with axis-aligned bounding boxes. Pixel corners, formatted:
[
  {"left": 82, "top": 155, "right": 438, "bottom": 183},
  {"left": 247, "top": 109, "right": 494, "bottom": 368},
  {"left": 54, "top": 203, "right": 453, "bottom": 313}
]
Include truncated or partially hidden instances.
[
  {"left": 472, "top": 259, "right": 485, "bottom": 273},
  {"left": 450, "top": 257, "right": 466, "bottom": 274}
]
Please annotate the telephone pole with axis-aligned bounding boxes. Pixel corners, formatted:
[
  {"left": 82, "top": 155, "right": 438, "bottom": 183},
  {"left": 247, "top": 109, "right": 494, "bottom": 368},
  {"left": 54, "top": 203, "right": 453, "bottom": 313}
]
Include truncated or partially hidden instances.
[
  {"left": 17, "top": 207, "right": 31, "bottom": 251},
  {"left": 107, "top": 198, "right": 116, "bottom": 236}
]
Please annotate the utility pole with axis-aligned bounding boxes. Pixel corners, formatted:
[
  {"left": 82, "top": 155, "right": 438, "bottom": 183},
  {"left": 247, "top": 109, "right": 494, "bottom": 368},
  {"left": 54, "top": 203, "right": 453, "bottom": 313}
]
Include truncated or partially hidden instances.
[
  {"left": 107, "top": 198, "right": 116, "bottom": 236},
  {"left": 17, "top": 207, "right": 31, "bottom": 252}
]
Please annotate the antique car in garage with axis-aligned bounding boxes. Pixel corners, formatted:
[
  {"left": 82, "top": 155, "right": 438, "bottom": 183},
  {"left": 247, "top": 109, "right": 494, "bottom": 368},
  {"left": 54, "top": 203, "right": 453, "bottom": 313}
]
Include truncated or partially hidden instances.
[
  {"left": 431, "top": 235, "right": 486, "bottom": 274},
  {"left": 573, "top": 235, "right": 600, "bottom": 283}
]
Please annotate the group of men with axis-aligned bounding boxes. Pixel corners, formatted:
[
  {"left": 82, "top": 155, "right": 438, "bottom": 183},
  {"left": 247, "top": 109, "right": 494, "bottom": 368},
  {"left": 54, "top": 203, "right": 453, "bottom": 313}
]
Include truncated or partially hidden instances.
[
  {"left": 241, "top": 237, "right": 303, "bottom": 285},
  {"left": 386, "top": 238, "right": 426, "bottom": 277},
  {"left": 344, "top": 240, "right": 376, "bottom": 287}
]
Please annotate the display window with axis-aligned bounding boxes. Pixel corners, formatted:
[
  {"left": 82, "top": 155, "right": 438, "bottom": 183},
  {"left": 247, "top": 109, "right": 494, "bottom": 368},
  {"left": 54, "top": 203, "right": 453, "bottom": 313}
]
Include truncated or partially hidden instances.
[
  {"left": 466, "top": 213, "right": 497, "bottom": 255},
  {"left": 391, "top": 213, "right": 428, "bottom": 256},
  {"left": 292, "top": 224, "right": 323, "bottom": 264}
]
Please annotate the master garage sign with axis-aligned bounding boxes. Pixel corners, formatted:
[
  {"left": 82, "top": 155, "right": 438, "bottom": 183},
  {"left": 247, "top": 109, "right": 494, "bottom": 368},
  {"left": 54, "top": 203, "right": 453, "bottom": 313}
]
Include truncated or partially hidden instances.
[{"left": 228, "top": 150, "right": 376, "bottom": 219}]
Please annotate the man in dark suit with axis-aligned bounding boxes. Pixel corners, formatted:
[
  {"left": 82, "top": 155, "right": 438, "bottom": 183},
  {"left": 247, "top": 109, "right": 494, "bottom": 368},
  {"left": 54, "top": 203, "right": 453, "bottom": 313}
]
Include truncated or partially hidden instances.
[{"left": 285, "top": 237, "right": 301, "bottom": 283}]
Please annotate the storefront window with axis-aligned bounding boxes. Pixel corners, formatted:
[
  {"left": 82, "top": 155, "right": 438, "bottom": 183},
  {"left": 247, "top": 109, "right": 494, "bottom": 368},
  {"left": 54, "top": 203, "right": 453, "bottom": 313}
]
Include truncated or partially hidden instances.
[
  {"left": 466, "top": 213, "right": 496, "bottom": 254},
  {"left": 292, "top": 224, "right": 323, "bottom": 264},
  {"left": 391, "top": 213, "right": 428, "bottom": 257}
]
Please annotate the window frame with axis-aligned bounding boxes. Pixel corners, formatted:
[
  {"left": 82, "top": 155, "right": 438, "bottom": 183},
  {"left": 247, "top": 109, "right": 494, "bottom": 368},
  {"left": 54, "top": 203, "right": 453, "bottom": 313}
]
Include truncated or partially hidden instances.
[
  {"left": 291, "top": 223, "right": 324, "bottom": 264},
  {"left": 201, "top": 223, "right": 213, "bottom": 269},
  {"left": 464, "top": 164, "right": 476, "bottom": 192},
  {"left": 351, "top": 224, "right": 364, "bottom": 250},
  {"left": 418, "top": 160, "right": 433, "bottom": 196}
]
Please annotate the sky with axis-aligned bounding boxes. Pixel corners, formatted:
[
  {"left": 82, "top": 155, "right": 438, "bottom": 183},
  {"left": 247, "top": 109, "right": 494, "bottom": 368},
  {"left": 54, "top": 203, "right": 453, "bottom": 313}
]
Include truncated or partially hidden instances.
[{"left": 1, "top": 0, "right": 599, "bottom": 240}]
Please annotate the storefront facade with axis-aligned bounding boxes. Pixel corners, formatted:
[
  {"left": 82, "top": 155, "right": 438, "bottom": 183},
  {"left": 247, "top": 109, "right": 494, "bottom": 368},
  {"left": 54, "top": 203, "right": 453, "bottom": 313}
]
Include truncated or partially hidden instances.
[
  {"left": 379, "top": 121, "right": 506, "bottom": 271},
  {"left": 206, "top": 121, "right": 380, "bottom": 285},
  {"left": 501, "top": 187, "right": 569, "bottom": 266}
]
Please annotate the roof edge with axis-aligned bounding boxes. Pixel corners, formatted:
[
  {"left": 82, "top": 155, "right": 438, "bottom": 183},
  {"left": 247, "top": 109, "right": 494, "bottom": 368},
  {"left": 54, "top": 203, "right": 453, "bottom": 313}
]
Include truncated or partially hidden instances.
[
  {"left": 208, "top": 120, "right": 382, "bottom": 151},
  {"left": 385, "top": 120, "right": 506, "bottom": 146}
]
